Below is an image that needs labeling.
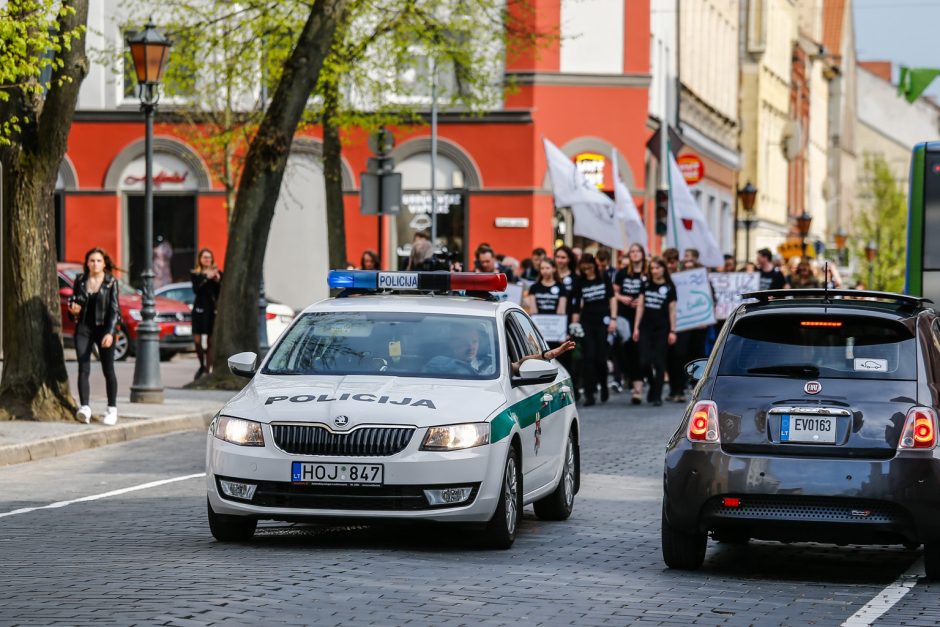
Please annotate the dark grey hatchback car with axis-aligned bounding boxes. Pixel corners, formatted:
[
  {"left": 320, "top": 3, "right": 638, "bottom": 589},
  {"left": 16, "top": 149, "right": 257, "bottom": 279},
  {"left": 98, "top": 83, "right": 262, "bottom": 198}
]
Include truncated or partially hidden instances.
[{"left": 662, "top": 289, "right": 940, "bottom": 579}]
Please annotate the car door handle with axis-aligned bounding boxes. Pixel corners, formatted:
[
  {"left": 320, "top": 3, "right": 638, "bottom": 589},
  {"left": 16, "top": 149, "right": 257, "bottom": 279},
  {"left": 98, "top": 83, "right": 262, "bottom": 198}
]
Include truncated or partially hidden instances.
[{"left": 541, "top": 393, "right": 553, "bottom": 405}]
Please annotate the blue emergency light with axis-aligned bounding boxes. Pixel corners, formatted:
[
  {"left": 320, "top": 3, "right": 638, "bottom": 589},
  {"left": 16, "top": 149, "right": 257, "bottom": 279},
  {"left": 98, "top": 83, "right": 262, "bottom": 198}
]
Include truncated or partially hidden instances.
[{"left": 328, "top": 270, "right": 507, "bottom": 292}]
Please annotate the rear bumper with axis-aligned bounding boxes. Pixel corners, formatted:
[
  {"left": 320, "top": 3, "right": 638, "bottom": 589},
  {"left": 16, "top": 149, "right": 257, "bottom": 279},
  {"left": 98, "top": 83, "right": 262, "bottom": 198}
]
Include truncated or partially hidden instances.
[{"left": 664, "top": 443, "right": 940, "bottom": 543}]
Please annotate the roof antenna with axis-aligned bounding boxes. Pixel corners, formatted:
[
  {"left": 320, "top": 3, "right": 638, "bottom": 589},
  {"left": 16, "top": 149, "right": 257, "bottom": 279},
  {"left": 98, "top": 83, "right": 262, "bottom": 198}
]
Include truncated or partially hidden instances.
[{"left": 824, "top": 261, "right": 830, "bottom": 303}]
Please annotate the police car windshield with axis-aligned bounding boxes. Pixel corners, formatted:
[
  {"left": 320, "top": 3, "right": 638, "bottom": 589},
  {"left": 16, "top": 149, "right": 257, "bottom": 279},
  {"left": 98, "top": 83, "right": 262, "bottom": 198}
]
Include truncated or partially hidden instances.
[
  {"left": 263, "top": 312, "right": 500, "bottom": 380},
  {"left": 718, "top": 314, "right": 917, "bottom": 380}
]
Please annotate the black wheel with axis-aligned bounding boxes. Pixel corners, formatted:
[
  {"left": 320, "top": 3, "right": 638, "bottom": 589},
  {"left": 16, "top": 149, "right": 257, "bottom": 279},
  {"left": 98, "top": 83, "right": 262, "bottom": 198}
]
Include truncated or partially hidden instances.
[
  {"left": 925, "top": 542, "right": 940, "bottom": 581},
  {"left": 482, "top": 444, "right": 522, "bottom": 549},
  {"left": 533, "top": 430, "right": 577, "bottom": 521},
  {"left": 112, "top": 326, "right": 130, "bottom": 361},
  {"left": 207, "top": 498, "right": 256, "bottom": 542},
  {"left": 661, "top": 502, "right": 707, "bottom": 570}
]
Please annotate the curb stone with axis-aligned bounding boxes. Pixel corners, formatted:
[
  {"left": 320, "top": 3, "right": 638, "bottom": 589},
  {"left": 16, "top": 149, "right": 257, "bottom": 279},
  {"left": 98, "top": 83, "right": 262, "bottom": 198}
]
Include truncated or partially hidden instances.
[{"left": 0, "top": 409, "right": 217, "bottom": 467}]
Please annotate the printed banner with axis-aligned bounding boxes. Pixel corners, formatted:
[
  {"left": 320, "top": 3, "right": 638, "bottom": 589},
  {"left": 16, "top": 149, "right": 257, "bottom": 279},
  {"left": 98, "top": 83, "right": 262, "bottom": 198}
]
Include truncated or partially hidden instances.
[
  {"left": 708, "top": 272, "right": 760, "bottom": 320},
  {"left": 673, "top": 268, "right": 716, "bottom": 332},
  {"left": 531, "top": 314, "right": 568, "bottom": 343}
]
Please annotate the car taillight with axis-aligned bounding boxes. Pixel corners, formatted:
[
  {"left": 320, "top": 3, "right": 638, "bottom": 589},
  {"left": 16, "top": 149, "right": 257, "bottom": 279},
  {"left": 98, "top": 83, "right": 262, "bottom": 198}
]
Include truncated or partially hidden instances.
[
  {"left": 899, "top": 407, "right": 937, "bottom": 449},
  {"left": 265, "top": 312, "right": 276, "bottom": 320},
  {"left": 687, "top": 401, "right": 720, "bottom": 443}
]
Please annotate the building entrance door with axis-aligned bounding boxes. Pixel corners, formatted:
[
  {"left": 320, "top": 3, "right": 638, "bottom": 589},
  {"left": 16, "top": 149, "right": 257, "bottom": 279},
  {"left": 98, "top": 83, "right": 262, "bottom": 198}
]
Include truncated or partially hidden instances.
[{"left": 126, "top": 194, "right": 197, "bottom": 289}]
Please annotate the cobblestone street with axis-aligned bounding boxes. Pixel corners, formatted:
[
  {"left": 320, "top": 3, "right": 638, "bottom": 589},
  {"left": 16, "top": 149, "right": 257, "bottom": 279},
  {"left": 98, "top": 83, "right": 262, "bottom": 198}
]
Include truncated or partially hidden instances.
[{"left": 0, "top": 391, "right": 936, "bottom": 626}]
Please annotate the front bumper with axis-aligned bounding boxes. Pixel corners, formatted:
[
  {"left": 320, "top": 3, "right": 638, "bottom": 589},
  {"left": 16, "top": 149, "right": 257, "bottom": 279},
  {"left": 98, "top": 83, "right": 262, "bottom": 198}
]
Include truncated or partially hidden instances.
[
  {"left": 206, "top": 427, "right": 509, "bottom": 523},
  {"left": 664, "top": 443, "right": 940, "bottom": 543}
]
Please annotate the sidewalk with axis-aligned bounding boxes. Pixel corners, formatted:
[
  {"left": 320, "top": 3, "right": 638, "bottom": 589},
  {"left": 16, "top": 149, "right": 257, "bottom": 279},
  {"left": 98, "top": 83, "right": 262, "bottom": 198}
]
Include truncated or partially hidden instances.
[{"left": 0, "top": 389, "right": 236, "bottom": 467}]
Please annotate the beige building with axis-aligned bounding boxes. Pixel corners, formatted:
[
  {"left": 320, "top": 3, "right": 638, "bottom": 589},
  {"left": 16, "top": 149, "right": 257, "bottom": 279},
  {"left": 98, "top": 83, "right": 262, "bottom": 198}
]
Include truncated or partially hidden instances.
[
  {"left": 678, "top": 0, "right": 741, "bottom": 257},
  {"left": 856, "top": 62, "right": 940, "bottom": 192},
  {"left": 737, "top": 0, "right": 798, "bottom": 260}
]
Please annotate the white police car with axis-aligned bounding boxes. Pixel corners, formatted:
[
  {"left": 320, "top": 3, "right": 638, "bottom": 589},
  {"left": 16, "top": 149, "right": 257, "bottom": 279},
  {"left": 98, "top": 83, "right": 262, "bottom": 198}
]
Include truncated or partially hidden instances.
[{"left": 206, "top": 270, "right": 580, "bottom": 548}]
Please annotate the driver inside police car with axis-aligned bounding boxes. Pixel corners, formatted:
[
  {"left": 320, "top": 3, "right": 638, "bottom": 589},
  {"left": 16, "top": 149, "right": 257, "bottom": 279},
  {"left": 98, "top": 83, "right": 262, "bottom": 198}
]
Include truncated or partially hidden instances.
[{"left": 424, "top": 323, "right": 575, "bottom": 376}]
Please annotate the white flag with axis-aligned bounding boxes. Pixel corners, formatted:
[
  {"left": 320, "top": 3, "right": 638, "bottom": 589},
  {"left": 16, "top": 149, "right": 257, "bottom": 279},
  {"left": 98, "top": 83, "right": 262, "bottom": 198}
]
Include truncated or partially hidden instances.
[
  {"left": 666, "top": 152, "right": 723, "bottom": 267},
  {"left": 543, "top": 138, "right": 626, "bottom": 250},
  {"left": 612, "top": 151, "right": 648, "bottom": 250}
]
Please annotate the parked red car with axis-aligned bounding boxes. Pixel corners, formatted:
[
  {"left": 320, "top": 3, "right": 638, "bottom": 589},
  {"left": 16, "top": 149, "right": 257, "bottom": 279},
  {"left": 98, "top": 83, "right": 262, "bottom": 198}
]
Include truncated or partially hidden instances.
[{"left": 57, "top": 262, "right": 193, "bottom": 361}]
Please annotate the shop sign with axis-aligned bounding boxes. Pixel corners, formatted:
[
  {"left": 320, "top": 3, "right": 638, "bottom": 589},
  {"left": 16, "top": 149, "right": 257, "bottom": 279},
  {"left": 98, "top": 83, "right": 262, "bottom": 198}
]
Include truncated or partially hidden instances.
[
  {"left": 778, "top": 239, "right": 815, "bottom": 260},
  {"left": 575, "top": 153, "right": 605, "bottom": 189},
  {"left": 677, "top": 154, "right": 705, "bottom": 185},
  {"left": 119, "top": 153, "right": 199, "bottom": 191},
  {"left": 495, "top": 217, "right": 529, "bottom": 228}
]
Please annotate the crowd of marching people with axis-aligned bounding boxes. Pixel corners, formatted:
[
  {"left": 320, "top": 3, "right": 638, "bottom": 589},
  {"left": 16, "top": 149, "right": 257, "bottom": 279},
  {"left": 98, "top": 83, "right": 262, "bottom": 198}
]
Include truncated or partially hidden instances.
[{"left": 355, "top": 236, "right": 852, "bottom": 407}]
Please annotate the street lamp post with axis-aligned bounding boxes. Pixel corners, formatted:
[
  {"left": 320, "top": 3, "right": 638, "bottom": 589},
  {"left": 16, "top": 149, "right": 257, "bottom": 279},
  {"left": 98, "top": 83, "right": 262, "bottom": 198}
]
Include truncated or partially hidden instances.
[
  {"left": 866, "top": 239, "right": 878, "bottom": 290},
  {"left": 737, "top": 181, "right": 757, "bottom": 263},
  {"left": 127, "top": 21, "right": 171, "bottom": 404},
  {"left": 796, "top": 211, "right": 813, "bottom": 259}
]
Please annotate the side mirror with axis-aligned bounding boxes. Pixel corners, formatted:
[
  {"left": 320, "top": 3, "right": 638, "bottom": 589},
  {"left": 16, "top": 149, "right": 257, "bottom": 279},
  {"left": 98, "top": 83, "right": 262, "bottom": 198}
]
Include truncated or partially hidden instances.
[
  {"left": 513, "top": 358, "right": 558, "bottom": 386},
  {"left": 59, "top": 287, "right": 73, "bottom": 297},
  {"left": 228, "top": 352, "right": 258, "bottom": 378},
  {"left": 685, "top": 358, "right": 708, "bottom": 383}
]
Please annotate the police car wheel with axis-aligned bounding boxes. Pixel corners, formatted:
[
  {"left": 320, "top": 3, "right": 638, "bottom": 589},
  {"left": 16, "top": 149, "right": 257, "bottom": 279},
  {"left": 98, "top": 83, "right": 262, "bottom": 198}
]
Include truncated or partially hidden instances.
[
  {"left": 533, "top": 431, "right": 577, "bottom": 521},
  {"left": 482, "top": 444, "right": 522, "bottom": 550},
  {"left": 925, "top": 542, "right": 940, "bottom": 581},
  {"left": 661, "top": 502, "right": 706, "bottom": 570},
  {"left": 207, "top": 498, "right": 257, "bottom": 542}
]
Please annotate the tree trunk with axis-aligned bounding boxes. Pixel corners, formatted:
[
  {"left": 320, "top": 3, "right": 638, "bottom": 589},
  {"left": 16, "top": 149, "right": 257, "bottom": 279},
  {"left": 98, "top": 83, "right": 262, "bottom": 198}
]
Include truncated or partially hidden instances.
[
  {"left": 322, "top": 88, "right": 348, "bottom": 270},
  {"left": 207, "top": 0, "right": 351, "bottom": 382},
  {"left": 0, "top": 1, "right": 89, "bottom": 421}
]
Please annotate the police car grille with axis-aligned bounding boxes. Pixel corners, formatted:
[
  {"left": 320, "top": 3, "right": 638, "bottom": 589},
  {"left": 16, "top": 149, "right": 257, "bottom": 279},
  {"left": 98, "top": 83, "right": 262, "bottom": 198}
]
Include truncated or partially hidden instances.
[{"left": 272, "top": 425, "right": 414, "bottom": 456}]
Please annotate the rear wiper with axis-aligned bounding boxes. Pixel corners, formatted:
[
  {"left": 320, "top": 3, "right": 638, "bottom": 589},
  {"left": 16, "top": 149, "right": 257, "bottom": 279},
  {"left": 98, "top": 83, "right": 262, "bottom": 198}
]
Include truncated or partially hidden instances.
[{"left": 747, "top": 364, "right": 820, "bottom": 378}]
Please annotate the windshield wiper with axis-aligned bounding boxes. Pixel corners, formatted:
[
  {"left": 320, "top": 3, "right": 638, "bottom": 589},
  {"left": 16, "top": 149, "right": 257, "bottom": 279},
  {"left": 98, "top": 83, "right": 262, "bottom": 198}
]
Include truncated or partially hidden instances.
[{"left": 747, "top": 364, "right": 820, "bottom": 378}]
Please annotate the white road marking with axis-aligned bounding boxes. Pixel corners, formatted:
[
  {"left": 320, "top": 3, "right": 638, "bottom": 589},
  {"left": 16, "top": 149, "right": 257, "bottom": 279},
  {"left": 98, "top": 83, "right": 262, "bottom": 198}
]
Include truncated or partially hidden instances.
[
  {"left": 842, "top": 557, "right": 925, "bottom": 626},
  {"left": 0, "top": 473, "right": 205, "bottom": 519}
]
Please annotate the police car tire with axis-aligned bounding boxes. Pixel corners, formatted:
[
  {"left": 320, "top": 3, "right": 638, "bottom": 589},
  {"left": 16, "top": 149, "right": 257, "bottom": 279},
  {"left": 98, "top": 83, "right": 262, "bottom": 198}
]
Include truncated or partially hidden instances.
[
  {"left": 661, "top": 503, "right": 707, "bottom": 570},
  {"left": 207, "top": 499, "right": 257, "bottom": 542},
  {"left": 482, "top": 444, "right": 522, "bottom": 550},
  {"left": 533, "top": 431, "right": 577, "bottom": 521},
  {"left": 925, "top": 542, "right": 940, "bottom": 581}
]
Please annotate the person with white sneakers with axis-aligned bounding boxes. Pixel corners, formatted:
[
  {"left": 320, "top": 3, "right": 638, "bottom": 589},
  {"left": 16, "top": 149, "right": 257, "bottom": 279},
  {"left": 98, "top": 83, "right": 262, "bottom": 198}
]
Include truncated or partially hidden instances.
[{"left": 68, "top": 247, "right": 121, "bottom": 425}]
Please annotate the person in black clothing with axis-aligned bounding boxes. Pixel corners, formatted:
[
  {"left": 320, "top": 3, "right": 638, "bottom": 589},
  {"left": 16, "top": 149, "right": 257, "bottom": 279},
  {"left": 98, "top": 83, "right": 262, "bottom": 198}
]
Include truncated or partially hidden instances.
[
  {"left": 524, "top": 259, "right": 567, "bottom": 316},
  {"left": 613, "top": 243, "right": 647, "bottom": 404},
  {"left": 757, "top": 248, "right": 789, "bottom": 290},
  {"left": 68, "top": 248, "right": 121, "bottom": 425},
  {"left": 571, "top": 253, "right": 617, "bottom": 406},
  {"left": 192, "top": 248, "right": 222, "bottom": 379},
  {"left": 632, "top": 256, "right": 677, "bottom": 406}
]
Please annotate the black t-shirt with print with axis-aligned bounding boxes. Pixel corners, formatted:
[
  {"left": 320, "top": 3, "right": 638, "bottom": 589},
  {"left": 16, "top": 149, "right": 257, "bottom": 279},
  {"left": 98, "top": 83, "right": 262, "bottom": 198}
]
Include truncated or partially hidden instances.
[
  {"left": 572, "top": 275, "right": 613, "bottom": 324},
  {"left": 759, "top": 267, "right": 788, "bottom": 291},
  {"left": 528, "top": 281, "right": 564, "bottom": 315},
  {"left": 613, "top": 268, "right": 645, "bottom": 320},
  {"left": 639, "top": 280, "right": 677, "bottom": 330}
]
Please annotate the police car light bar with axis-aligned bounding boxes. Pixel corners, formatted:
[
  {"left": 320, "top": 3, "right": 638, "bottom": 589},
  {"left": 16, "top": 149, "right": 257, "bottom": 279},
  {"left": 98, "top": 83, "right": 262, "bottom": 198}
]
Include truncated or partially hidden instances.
[{"left": 328, "top": 270, "right": 507, "bottom": 293}]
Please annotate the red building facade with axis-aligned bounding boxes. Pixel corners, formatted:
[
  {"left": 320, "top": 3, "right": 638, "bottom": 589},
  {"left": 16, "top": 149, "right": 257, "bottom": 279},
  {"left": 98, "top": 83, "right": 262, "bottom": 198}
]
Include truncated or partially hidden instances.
[{"left": 56, "top": 1, "right": 650, "bottom": 306}]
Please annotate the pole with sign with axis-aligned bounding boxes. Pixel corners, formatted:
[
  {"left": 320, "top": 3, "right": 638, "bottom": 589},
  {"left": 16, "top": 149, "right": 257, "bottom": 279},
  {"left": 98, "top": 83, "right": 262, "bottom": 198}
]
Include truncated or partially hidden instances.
[{"left": 361, "top": 128, "right": 402, "bottom": 268}]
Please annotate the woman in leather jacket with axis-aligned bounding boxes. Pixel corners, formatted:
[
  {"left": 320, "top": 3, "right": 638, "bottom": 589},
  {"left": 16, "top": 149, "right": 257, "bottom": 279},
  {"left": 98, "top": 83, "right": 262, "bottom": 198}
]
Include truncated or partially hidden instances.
[{"left": 68, "top": 248, "right": 121, "bottom": 425}]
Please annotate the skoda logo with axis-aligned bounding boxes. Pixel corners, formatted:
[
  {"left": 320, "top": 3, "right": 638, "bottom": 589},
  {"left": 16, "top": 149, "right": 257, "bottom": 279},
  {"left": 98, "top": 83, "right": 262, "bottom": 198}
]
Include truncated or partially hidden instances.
[
  {"left": 804, "top": 381, "right": 822, "bottom": 395},
  {"left": 333, "top": 415, "right": 350, "bottom": 428}
]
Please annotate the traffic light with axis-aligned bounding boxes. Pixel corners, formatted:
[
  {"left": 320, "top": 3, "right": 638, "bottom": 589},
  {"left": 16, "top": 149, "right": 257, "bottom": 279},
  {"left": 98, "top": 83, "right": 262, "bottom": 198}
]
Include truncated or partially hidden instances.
[{"left": 655, "top": 189, "right": 669, "bottom": 236}]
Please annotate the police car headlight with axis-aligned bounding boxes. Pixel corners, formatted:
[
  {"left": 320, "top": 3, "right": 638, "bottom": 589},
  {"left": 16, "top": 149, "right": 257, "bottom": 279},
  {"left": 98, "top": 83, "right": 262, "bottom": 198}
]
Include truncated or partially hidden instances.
[
  {"left": 214, "top": 416, "right": 265, "bottom": 446},
  {"left": 421, "top": 423, "right": 489, "bottom": 451}
]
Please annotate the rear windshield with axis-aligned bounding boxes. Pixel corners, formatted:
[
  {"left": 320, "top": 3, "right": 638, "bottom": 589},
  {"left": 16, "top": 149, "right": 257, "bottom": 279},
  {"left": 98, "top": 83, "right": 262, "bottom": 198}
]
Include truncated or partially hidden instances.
[
  {"left": 719, "top": 314, "right": 917, "bottom": 380},
  {"left": 262, "top": 312, "right": 500, "bottom": 380}
]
